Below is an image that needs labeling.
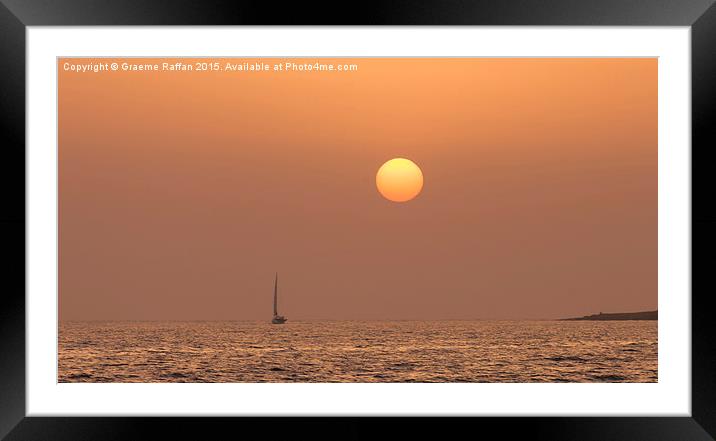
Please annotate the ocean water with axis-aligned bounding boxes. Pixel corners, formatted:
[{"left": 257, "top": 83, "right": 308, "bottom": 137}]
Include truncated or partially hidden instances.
[{"left": 58, "top": 320, "right": 657, "bottom": 383}]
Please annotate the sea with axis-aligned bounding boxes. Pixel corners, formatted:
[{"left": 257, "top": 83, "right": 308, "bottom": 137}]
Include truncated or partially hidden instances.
[{"left": 58, "top": 320, "right": 657, "bottom": 383}]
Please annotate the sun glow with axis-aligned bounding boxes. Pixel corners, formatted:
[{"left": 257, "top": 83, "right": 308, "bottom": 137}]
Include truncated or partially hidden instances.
[{"left": 375, "top": 158, "right": 424, "bottom": 202}]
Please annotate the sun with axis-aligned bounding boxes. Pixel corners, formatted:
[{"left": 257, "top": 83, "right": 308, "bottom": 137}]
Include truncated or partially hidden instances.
[{"left": 376, "top": 158, "right": 424, "bottom": 202}]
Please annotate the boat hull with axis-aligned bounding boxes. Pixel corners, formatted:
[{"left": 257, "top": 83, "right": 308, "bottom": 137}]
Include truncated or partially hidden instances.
[{"left": 271, "top": 316, "right": 287, "bottom": 324}]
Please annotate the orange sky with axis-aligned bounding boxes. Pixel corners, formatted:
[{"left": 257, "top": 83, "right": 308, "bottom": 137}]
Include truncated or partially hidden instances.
[{"left": 58, "top": 57, "right": 657, "bottom": 320}]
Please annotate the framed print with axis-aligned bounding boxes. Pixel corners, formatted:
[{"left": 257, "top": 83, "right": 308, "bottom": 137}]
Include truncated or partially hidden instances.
[{"left": 2, "top": 0, "right": 715, "bottom": 439}]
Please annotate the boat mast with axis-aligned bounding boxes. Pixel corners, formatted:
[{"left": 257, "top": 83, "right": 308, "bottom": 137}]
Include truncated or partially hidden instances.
[{"left": 273, "top": 273, "right": 278, "bottom": 316}]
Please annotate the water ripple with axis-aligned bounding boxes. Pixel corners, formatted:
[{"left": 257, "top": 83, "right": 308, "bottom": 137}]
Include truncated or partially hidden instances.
[{"left": 59, "top": 320, "right": 657, "bottom": 383}]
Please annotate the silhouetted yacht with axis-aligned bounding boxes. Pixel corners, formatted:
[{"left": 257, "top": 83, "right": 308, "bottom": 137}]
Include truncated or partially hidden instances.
[{"left": 271, "top": 273, "right": 287, "bottom": 324}]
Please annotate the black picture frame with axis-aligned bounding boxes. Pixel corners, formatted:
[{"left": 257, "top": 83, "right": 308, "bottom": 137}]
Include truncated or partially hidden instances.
[{"left": 2, "top": 1, "right": 714, "bottom": 439}]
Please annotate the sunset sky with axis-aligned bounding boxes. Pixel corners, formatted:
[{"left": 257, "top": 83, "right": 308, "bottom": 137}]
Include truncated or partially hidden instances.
[{"left": 58, "top": 57, "right": 657, "bottom": 321}]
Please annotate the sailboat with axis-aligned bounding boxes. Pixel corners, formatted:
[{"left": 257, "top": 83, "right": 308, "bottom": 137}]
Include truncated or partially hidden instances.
[{"left": 271, "top": 273, "right": 287, "bottom": 324}]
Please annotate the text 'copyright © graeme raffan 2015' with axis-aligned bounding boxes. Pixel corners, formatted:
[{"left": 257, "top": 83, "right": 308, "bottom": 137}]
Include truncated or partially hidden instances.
[{"left": 61, "top": 60, "right": 360, "bottom": 74}]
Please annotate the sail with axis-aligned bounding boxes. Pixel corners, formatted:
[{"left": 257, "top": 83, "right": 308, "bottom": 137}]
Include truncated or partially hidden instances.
[{"left": 273, "top": 273, "right": 278, "bottom": 316}]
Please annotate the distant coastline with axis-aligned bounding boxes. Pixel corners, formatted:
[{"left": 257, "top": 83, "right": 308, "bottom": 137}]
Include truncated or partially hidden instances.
[{"left": 560, "top": 310, "right": 657, "bottom": 321}]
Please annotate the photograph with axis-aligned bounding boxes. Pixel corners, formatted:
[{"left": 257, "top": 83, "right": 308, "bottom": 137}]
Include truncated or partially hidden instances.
[
  {"left": 57, "top": 56, "right": 658, "bottom": 384},
  {"left": 3, "top": 0, "right": 713, "bottom": 435}
]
